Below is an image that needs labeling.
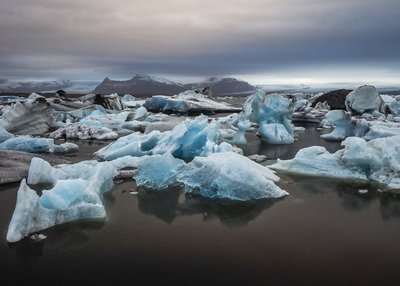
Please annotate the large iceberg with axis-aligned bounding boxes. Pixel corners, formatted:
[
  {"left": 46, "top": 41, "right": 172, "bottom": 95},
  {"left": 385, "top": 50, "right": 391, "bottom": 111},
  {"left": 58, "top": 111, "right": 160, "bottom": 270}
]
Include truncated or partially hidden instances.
[
  {"left": 135, "top": 153, "right": 186, "bottom": 189},
  {"left": 143, "top": 90, "right": 241, "bottom": 114},
  {"left": 0, "top": 136, "right": 78, "bottom": 153},
  {"left": 234, "top": 89, "right": 294, "bottom": 144},
  {"left": 2, "top": 96, "right": 56, "bottom": 135},
  {"left": 6, "top": 156, "right": 141, "bottom": 242},
  {"left": 0, "top": 150, "right": 70, "bottom": 185},
  {"left": 177, "top": 152, "right": 288, "bottom": 201},
  {"left": 0, "top": 120, "right": 14, "bottom": 142},
  {"left": 321, "top": 110, "right": 400, "bottom": 141},
  {"left": 320, "top": 110, "right": 369, "bottom": 141},
  {"left": 95, "top": 115, "right": 241, "bottom": 160},
  {"left": 50, "top": 124, "right": 118, "bottom": 140},
  {"left": 271, "top": 136, "right": 400, "bottom": 190},
  {"left": 292, "top": 100, "right": 330, "bottom": 123},
  {"left": 345, "top": 85, "right": 385, "bottom": 115}
]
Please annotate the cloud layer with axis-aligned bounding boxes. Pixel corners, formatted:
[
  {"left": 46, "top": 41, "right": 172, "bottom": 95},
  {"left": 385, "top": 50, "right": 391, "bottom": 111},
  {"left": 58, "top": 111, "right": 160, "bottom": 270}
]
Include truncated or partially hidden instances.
[{"left": 0, "top": 0, "right": 399, "bottom": 84}]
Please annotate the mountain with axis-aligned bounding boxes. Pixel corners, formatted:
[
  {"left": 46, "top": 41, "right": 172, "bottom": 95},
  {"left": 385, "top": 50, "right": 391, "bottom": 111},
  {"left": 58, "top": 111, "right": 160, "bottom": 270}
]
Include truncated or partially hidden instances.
[
  {"left": 0, "top": 79, "right": 73, "bottom": 93},
  {"left": 94, "top": 74, "right": 256, "bottom": 96},
  {"left": 93, "top": 74, "right": 186, "bottom": 95},
  {"left": 186, "top": 77, "right": 256, "bottom": 96}
]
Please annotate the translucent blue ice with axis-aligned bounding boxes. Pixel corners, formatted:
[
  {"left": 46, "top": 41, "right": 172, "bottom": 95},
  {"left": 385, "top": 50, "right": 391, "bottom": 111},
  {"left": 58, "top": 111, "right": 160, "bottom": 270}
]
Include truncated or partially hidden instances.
[
  {"left": 0, "top": 136, "right": 78, "bottom": 153},
  {"left": 271, "top": 135, "right": 400, "bottom": 191},
  {"left": 177, "top": 152, "right": 288, "bottom": 201},
  {"left": 95, "top": 115, "right": 241, "bottom": 160},
  {"left": 135, "top": 153, "right": 186, "bottom": 189},
  {"left": 0, "top": 120, "right": 14, "bottom": 142},
  {"left": 234, "top": 89, "right": 294, "bottom": 144},
  {"left": 6, "top": 156, "right": 141, "bottom": 242}
]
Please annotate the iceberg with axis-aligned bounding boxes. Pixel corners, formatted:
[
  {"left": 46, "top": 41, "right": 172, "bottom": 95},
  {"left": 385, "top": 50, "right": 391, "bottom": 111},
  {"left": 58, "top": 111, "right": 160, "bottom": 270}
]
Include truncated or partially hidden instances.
[
  {"left": 270, "top": 136, "right": 400, "bottom": 191},
  {"left": 0, "top": 136, "right": 78, "bottom": 153},
  {"left": 292, "top": 100, "right": 330, "bottom": 123},
  {"left": 234, "top": 89, "right": 295, "bottom": 144},
  {"left": 2, "top": 96, "right": 56, "bottom": 135},
  {"left": 389, "top": 96, "right": 400, "bottom": 116},
  {"left": 6, "top": 178, "right": 107, "bottom": 243},
  {"left": 345, "top": 85, "right": 385, "bottom": 115},
  {"left": 320, "top": 110, "right": 400, "bottom": 141},
  {"left": 0, "top": 150, "right": 70, "bottom": 185},
  {"left": 0, "top": 120, "right": 14, "bottom": 142},
  {"left": 135, "top": 153, "right": 186, "bottom": 189},
  {"left": 6, "top": 155, "right": 142, "bottom": 242},
  {"left": 95, "top": 115, "right": 241, "bottom": 160},
  {"left": 177, "top": 152, "right": 288, "bottom": 201},
  {"left": 50, "top": 124, "right": 118, "bottom": 140},
  {"left": 320, "top": 110, "right": 369, "bottom": 141},
  {"left": 143, "top": 90, "right": 241, "bottom": 114}
]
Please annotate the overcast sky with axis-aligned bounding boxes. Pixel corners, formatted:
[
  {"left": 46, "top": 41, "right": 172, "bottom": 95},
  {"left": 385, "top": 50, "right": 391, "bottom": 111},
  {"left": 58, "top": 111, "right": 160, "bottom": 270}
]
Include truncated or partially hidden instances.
[{"left": 0, "top": 0, "right": 399, "bottom": 85}]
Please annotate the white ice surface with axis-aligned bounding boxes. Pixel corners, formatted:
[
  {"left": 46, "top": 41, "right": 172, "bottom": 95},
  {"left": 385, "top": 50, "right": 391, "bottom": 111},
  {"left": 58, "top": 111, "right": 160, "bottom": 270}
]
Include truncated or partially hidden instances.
[
  {"left": 177, "top": 152, "right": 287, "bottom": 201},
  {"left": 271, "top": 136, "right": 400, "bottom": 190}
]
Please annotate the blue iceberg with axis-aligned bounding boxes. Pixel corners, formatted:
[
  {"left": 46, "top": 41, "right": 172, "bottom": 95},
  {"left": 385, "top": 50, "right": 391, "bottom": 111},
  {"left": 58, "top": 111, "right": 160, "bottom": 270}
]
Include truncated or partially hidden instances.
[{"left": 177, "top": 152, "right": 288, "bottom": 201}]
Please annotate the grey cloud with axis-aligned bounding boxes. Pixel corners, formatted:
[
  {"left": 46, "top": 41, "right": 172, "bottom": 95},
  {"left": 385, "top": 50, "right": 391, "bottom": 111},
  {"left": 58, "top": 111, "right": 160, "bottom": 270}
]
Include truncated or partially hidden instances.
[{"left": 0, "top": 0, "right": 399, "bottom": 82}]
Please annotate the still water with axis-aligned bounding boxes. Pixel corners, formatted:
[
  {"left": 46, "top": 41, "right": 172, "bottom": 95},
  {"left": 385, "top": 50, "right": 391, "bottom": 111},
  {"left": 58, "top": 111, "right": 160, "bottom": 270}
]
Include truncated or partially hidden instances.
[{"left": 1, "top": 124, "right": 400, "bottom": 286}]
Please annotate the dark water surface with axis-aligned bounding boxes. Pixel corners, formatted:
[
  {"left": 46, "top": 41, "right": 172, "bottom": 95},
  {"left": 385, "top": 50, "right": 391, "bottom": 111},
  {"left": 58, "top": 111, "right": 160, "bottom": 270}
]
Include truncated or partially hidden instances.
[{"left": 1, "top": 124, "right": 400, "bottom": 286}]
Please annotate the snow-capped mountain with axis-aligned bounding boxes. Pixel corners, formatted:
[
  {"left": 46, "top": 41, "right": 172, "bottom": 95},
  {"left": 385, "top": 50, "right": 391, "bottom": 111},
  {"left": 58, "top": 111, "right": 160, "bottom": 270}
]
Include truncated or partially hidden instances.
[
  {"left": 94, "top": 74, "right": 256, "bottom": 96},
  {"left": 186, "top": 77, "right": 256, "bottom": 95},
  {"left": 94, "top": 74, "right": 186, "bottom": 95},
  {"left": 0, "top": 79, "right": 74, "bottom": 93}
]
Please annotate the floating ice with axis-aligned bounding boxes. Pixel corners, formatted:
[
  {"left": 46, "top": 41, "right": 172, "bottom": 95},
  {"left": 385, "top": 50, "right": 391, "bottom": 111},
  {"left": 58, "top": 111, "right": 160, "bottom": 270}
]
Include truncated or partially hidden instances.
[
  {"left": 389, "top": 96, "right": 400, "bottom": 116},
  {"left": 271, "top": 136, "right": 400, "bottom": 191},
  {"left": 6, "top": 178, "right": 107, "bottom": 243},
  {"left": 95, "top": 115, "right": 241, "bottom": 160},
  {"left": 2, "top": 96, "right": 56, "bottom": 135},
  {"left": 6, "top": 155, "right": 142, "bottom": 242},
  {"left": 321, "top": 110, "right": 400, "bottom": 141},
  {"left": 135, "top": 153, "right": 186, "bottom": 189},
  {"left": 177, "top": 152, "right": 287, "bottom": 201},
  {"left": 234, "top": 89, "right": 294, "bottom": 144},
  {"left": 0, "top": 120, "right": 14, "bottom": 142},
  {"left": 345, "top": 85, "right": 385, "bottom": 115},
  {"left": 0, "top": 136, "right": 78, "bottom": 153},
  {"left": 50, "top": 124, "right": 118, "bottom": 140},
  {"left": 320, "top": 110, "right": 369, "bottom": 141},
  {"left": 143, "top": 90, "right": 241, "bottom": 113},
  {"left": 292, "top": 100, "right": 330, "bottom": 123}
]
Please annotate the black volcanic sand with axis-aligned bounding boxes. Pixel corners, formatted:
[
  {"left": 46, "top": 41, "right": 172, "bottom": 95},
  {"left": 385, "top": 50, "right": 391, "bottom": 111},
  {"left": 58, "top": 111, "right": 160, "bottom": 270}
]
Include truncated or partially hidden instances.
[{"left": 1, "top": 124, "right": 400, "bottom": 286}]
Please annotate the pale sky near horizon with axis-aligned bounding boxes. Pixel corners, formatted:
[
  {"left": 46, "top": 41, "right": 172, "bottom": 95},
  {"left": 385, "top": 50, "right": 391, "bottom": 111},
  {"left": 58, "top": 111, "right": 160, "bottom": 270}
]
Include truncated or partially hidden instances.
[{"left": 0, "top": 0, "right": 399, "bottom": 85}]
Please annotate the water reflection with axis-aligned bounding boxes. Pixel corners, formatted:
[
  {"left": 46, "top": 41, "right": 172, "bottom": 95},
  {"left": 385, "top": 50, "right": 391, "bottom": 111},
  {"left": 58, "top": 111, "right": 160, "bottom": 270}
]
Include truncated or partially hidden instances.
[
  {"left": 241, "top": 123, "right": 342, "bottom": 159},
  {"left": 137, "top": 186, "right": 282, "bottom": 226},
  {"left": 280, "top": 173, "right": 400, "bottom": 221},
  {"left": 7, "top": 220, "right": 104, "bottom": 263}
]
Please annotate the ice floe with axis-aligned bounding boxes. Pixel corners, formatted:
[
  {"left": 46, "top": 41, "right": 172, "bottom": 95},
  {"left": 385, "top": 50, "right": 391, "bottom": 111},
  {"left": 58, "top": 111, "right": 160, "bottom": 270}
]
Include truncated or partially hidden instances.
[
  {"left": 0, "top": 136, "right": 78, "bottom": 153},
  {"left": 6, "top": 155, "right": 143, "bottom": 242},
  {"left": 320, "top": 110, "right": 400, "bottom": 141},
  {"left": 2, "top": 96, "right": 57, "bottom": 135},
  {"left": 271, "top": 136, "right": 400, "bottom": 191},
  {"left": 143, "top": 90, "right": 241, "bottom": 113},
  {"left": 50, "top": 124, "right": 118, "bottom": 140},
  {"left": 177, "top": 152, "right": 288, "bottom": 201},
  {"left": 233, "top": 89, "right": 295, "bottom": 144},
  {"left": 95, "top": 115, "right": 241, "bottom": 160},
  {"left": 345, "top": 85, "right": 385, "bottom": 115}
]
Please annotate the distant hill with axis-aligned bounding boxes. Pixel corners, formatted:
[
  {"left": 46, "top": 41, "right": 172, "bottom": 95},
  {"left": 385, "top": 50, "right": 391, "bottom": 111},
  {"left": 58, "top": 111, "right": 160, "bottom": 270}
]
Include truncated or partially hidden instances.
[
  {"left": 94, "top": 74, "right": 256, "bottom": 96},
  {"left": 0, "top": 79, "right": 73, "bottom": 93},
  {"left": 94, "top": 74, "right": 186, "bottom": 95}
]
